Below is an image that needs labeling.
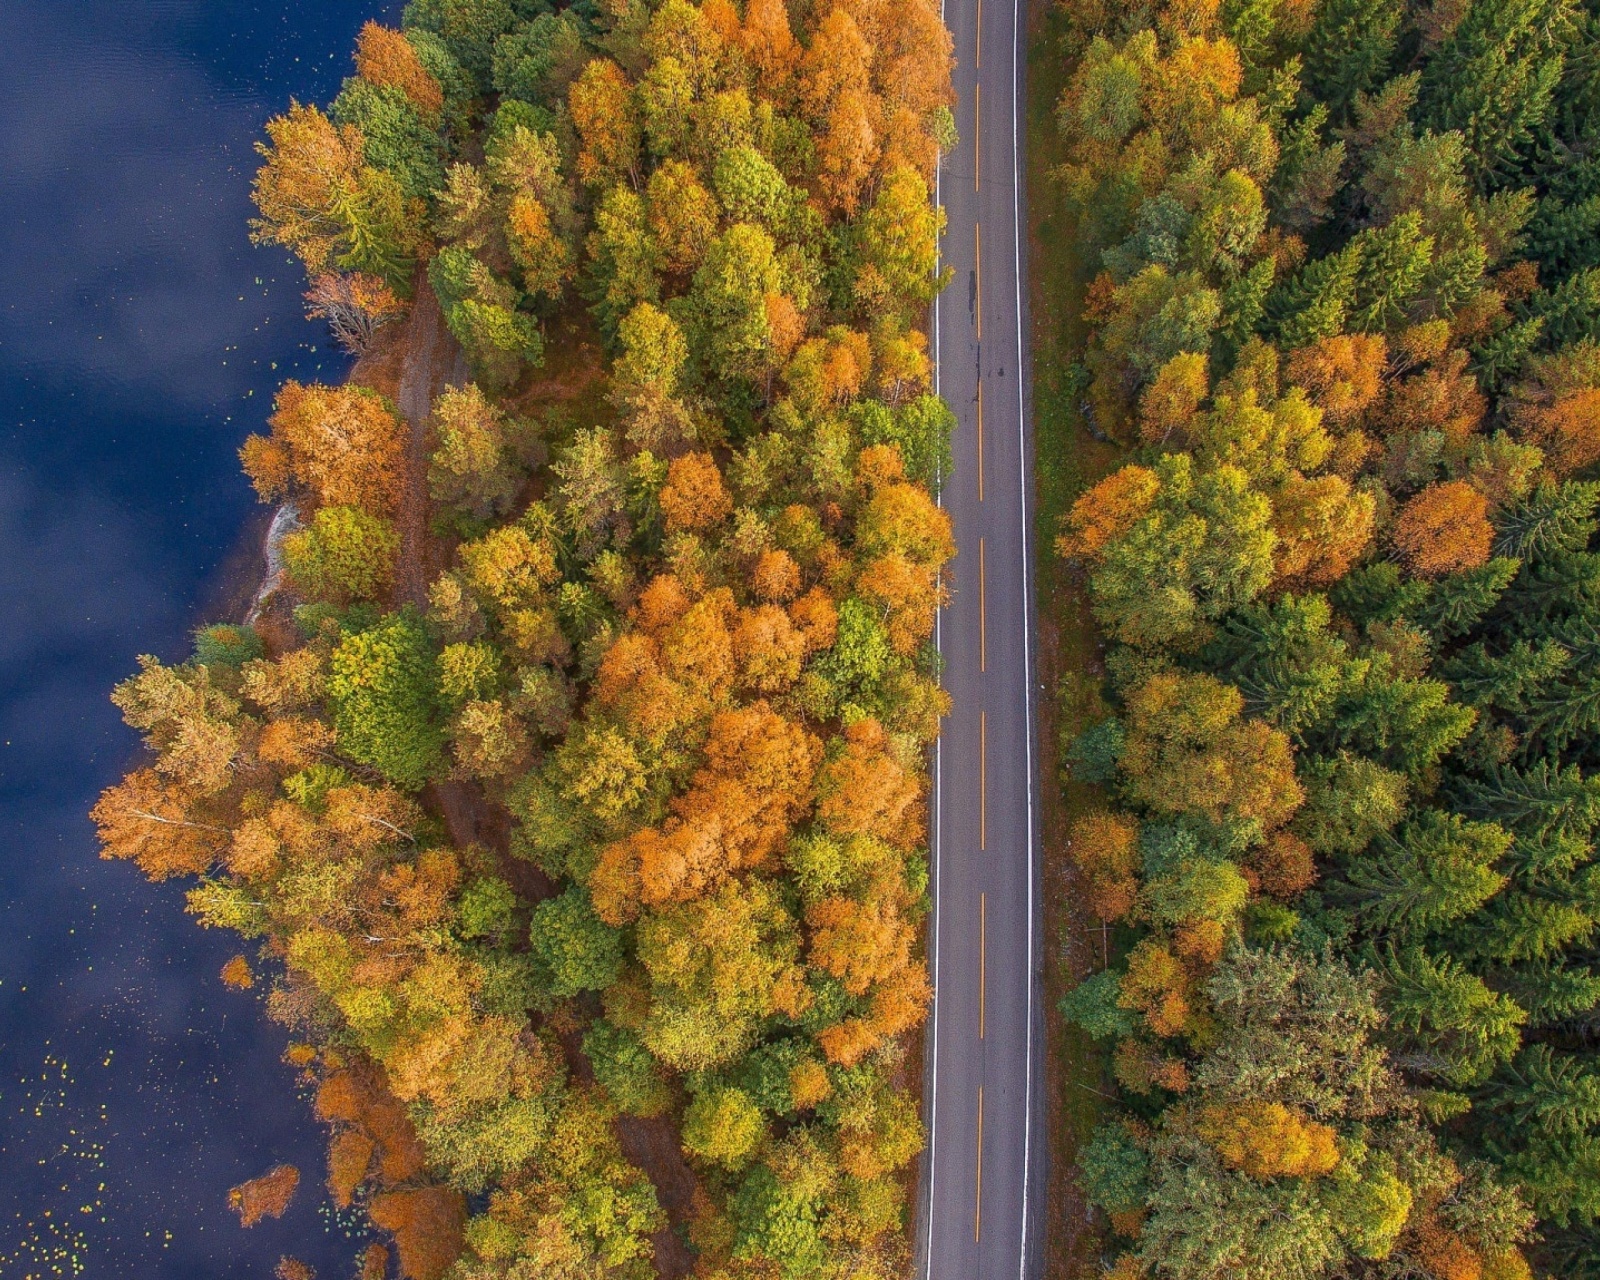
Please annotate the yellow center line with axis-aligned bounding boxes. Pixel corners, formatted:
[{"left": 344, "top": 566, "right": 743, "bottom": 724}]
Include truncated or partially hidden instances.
[
  {"left": 973, "top": 82, "right": 980, "bottom": 192},
  {"left": 975, "top": 1085, "right": 985, "bottom": 1242},
  {"left": 976, "top": 0, "right": 983, "bottom": 67},
  {"left": 976, "top": 378, "right": 984, "bottom": 501},
  {"left": 979, "top": 711, "right": 987, "bottom": 850},
  {"left": 979, "top": 536, "right": 987, "bottom": 672},
  {"left": 974, "top": 221, "right": 982, "bottom": 340},
  {"left": 979, "top": 891, "right": 987, "bottom": 1038}
]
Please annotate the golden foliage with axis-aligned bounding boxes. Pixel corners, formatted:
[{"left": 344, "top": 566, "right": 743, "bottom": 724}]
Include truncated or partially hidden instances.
[
  {"left": 1197, "top": 1101, "right": 1340, "bottom": 1178},
  {"left": 661, "top": 451, "right": 734, "bottom": 532},
  {"left": 1057, "top": 465, "right": 1160, "bottom": 560},
  {"left": 221, "top": 955, "right": 256, "bottom": 989},
  {"left": 92, "top": 769, "right": 221, "bottom": 880},
  {"left": 355, "top": 22, "right": 442, "bottom": 118},
  {"left": 242, "top": 382, "right": 406, "bottom": 515},
  {"left": 1069, "top": 810, "right": 1142, "bottom": 921}
]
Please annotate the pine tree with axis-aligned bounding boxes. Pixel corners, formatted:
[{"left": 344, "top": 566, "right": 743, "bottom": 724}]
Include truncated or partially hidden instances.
[
  {"left": 1493, "top": 480, "right": 1600, "bottom": 562},
  {"left": 1422, "top": 0, "right": 1572, "bottom": 183},
  {"left": 1494, "top": 1043, "right": 1600, "bottom": 1134},
  {"left": 1376, "top": 945, "right": 1528, "bottom": 1086},
  {"left": 1333, "top": 810, "right": 1510, "bottom": 938},
  {"left": 1303, "top": 0, "right": 1401, "bottom": 117},
  {"left": 1268, "top": 242, "right": 1362, "bottom": 348}
]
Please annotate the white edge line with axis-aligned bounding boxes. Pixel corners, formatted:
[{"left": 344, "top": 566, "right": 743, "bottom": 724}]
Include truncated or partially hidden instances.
[{"left": 1011, "top": 0, "right": 1037, "bottom": 1267}]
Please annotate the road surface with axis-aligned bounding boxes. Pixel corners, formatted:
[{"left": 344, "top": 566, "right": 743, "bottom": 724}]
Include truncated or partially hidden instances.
[{"left": 916, "top": 0, "right": 1044, "bottom": 1273}]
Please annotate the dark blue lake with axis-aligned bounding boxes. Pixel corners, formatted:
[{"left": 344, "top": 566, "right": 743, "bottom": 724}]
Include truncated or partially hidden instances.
[{"left": 0, "top": 3, "right": 397, "bottom": 1275}]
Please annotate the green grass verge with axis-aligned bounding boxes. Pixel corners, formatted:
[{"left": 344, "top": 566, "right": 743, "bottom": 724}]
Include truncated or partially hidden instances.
[{"left": 1025, "top": 3, "right": 1124, "bottom": 1275}]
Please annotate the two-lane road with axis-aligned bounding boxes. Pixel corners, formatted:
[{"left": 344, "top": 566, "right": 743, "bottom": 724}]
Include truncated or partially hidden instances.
[{"left": 918, "top": 0, "right": 1043, "bottom": 1273}]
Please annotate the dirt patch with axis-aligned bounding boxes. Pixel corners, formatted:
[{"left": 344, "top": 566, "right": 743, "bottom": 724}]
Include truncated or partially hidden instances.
[
  {"left": 389, "top": 275, "right": 466, "bottom": 610},
  {"left": 616, "top": 1116, "right": 699, "bottom": 1280}
]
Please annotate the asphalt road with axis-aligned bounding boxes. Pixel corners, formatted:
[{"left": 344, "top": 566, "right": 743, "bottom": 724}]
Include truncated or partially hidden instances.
[{"left": 915, "top": 0, "right": 1044, "bottom": 1274}]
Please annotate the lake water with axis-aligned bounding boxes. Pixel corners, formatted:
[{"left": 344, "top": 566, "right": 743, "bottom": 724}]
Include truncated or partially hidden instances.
[{"left": 0, "top": 3, "right": 399, "bottom": 1275}]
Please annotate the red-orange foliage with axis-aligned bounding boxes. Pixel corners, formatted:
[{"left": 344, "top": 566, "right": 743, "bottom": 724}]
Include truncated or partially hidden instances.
[
  {"left": 92, "top": 768, "right": 222, "bottom": 880},
  {"left": 807, "top": 893, "right": 915, "bottom": 995},
  {"left": 635, "top": 572, "right": 693, "bottom": 632},
  {"left": 305, "top": 273, "right": 406, "bottom": 354},
  {"left": 1112, "top": 1037, "right": 1191, "bottom": 1095},
  {"left": 741, "top": 0, "right": 800, "bottom": 90},
  {"left": 328, "top": 1129, "right": 376, "bottom": 1209},
  {"left": 359, "top": 1246, "right": 390, "bottom": 1280},
  {"left": 1378, "top": 350, "right": 1486, "bottom": 441},
  {"left": 1409, "top": 1219, "right": 1488, "bottom": 1280},
  {"left": 367, "top": 1187, "right": 466, "bottom": 1280},
  {"left": 592, "top": 702, "right": 821, "bottom": 921},
  {"left": 241, "top": 382, "right": 406, "bottom": 515},
  {"left": 1285, "top": 334, "right": 1387, "bottom": 426},
  {"left": 275, "top": 1259, "right": 315, "bottom": 1280},
  {"left": 855, "top": 551, "right": 944, "bottom": 654},
  {"left": 1515, "top": 386, "right": 1600, "bottom": 476},
  {"left": 1056, "top": 465, "right": 1159, "bottom": 561},
  {"left": 660, "top": 451, "right": 734, "bottom": 532},
  {"left": 355, "top": 22, "right": 443, "bottom": 119},
  {"left": 315, "top": 1065, "right": 427, "bottom": 1184},
  {"left": 788, "top": 586, "right": 840, "bottom": 651},
  {"left": 1392, "top": 481, "right": 1492, "bottom": 578},
  {"left": 1068, "top": 810, "right": 1141, "bottom": 921},
  {"left": 752, "top": 548, "right": 802, "bottom": 602},
  {"left": 732, "top": 604, "right": 808, "bottom": 690},
  {"left": 569, "top": 59, "right": 639, "bottom": 188},
  {"left": 1249, "top": 832, "right": 1318, "bottom": 899},
  {"left": 229, "top": 1164, "right": 300, "bottom": 1227}
]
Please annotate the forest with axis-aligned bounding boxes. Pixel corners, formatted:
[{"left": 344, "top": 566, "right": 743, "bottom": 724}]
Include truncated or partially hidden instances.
[
  {"left": 1051, "top": 0, "right": 1600, "bottom": 1276},
  {"left": 92, "top": 0, "right": 956, "bottom": 1276}
]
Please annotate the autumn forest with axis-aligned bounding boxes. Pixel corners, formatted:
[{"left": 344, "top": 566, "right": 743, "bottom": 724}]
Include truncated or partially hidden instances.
[
  {"left": 1052, "top": 0, "right": 1600, "bottom": 1276},
  {"left": 96, "top": 0, "right": 954, "bottom": 1276},
  {"left": 91, "top": 0, "right": 1600, "bottom": 1276}
]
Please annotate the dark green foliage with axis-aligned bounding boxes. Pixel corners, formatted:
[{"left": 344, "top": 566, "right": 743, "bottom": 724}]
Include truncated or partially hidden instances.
[
  {"left": 528, "top": 884, "right": 624, "bottom": 997},
  {"left": 193, "top": 623, "right": 263, "bottom": 668},
  {"left": 1421, "top": 0, "right": 1572, "bottom": 183},
  {"left": 1078, "top": 1122, "right": 1149, "bottom": 1214},
  {"left": 1065, "top": 717, "right": 1125, "bottom": 784},
  {"left": 332, "top": 77, "right": 445, "bottom": 201},
  {"left": 1374, "top": 945, "right": 1527, "bottom": 1086},
  {"left": 327, "top": 610, "right": 445, "bottom": 789},
  {"left": 1303, "top": 0, "right": 1400, "bottom": 117},
  {"left": 456, "top": 875, "right": 518, "bottom": 938},
  {"left": 402, "top": 0, "right": 519, "bottom": 89},
  {"left": 584, "top": 1020, "right": 671, "bottom": 1116},
  {"left": 1329, "top": 810, "right": 1510, "bottom": 938},
  {"left": 492, "top": 11, "right": 587, "bottom": 104},
  {"left": 1267, "top": 243, "right": 1361, "bottom": 347},
  {"left": 1060, "top": 968, "right": 1136, "bottom": 1038},
  {"left": 731, "top": 1165, "right": 824, "bottom": 1278}
]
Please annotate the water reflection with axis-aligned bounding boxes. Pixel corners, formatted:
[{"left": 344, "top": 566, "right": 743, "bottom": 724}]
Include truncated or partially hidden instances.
[{"left": 0, "top": 3, "right": 398, "bottom": 1275}]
